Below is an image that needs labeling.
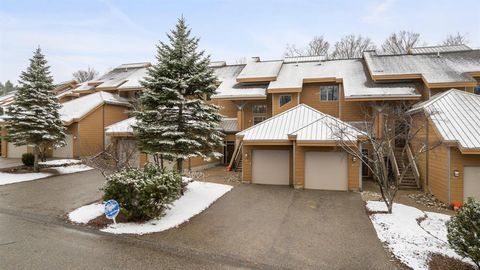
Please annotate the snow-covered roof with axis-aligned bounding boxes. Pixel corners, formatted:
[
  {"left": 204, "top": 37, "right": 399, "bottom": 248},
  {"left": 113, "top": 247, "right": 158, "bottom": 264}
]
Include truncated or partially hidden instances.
[
  {"left": 60, "top": 91, "right": 130, "bottom": 125},
  {"left": 0, "top": 92, "right": 16, "bottom": 107},
  {"left": 283, "top": 55, "right": 326, "bottom": 63},
  {"left": 237, "top": 104, "right": 363, "bottom": 142},
  {"left": 364, "top": 50, "right": 480, "bottom": 85},
  {"left": 105, "top": 117, "right": 136, "bottom": 136},
  {"left": 408, "top": 44, "right": 471, "bottom": 55},
  {"left": 220, "top": 118, "right": 238, "bottom": 133},
  {"left": 409, "top": 89, "right": 480, "bottom": 152},
  {"left": 211, "top": 65, "right": 267, "bottom": 100},
  {"left": 268, "top": 59, "right": 419, "bottom": 99},
  {"left": 236, "top": 59, "right": 283, "bottom": 82},
  {"left": 73, "top": 63, "right": 151, "bottom": 93}
]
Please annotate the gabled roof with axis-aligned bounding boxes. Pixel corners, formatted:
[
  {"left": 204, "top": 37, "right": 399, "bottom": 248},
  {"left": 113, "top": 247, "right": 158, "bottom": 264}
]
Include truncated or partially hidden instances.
[
  {"left": 60, "top": 91, "right": 130, "bottom": 125},
  {"left": 237, "top": 104, "right": 363, "bottom": 143},
  {"left": 408, "top": 44, "right": 471, "bottom": 55},
  {"left": 408, "top": 89, "right": 480, "bottom": 153}
]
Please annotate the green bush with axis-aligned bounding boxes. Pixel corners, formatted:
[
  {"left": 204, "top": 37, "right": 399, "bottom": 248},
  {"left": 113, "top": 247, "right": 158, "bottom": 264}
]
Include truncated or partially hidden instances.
[
  {"left": 21, "top": 153, "right": 34, "bottom": 166},
  {"left": 102, "top": 164, "right": 183, "bottom": 221},
  {"left": 447, "top": 198, "right": 480, "bottom": 269}
]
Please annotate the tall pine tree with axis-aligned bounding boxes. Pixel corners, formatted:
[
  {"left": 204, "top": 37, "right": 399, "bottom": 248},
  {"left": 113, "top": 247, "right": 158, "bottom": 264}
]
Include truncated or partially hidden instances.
[
  {"left": 6, "top": 47, "right": 66, "bottom": 172},
  {"left": 134, "top": 17, "right": 223, "bottom": 173}
]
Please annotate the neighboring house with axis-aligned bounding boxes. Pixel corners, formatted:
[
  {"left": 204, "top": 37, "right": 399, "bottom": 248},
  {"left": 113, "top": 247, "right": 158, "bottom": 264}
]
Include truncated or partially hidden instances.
[
  {"left": 0, "top": 91, "right": 130, "bottom": 158},
  {"left": 408, "top": 90, "right": 480, "bottom": 204}
]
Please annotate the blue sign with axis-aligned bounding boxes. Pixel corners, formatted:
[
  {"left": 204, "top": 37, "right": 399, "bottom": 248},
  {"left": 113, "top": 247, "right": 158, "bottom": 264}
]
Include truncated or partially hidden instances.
[{"left": 104, "top": 200, "right": 120, "bottom": 221}]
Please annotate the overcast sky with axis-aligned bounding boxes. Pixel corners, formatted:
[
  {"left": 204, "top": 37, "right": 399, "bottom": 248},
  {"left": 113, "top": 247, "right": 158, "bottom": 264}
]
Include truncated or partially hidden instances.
[{"left": 1, "top": 0, "right": 479, "bottom": 83}]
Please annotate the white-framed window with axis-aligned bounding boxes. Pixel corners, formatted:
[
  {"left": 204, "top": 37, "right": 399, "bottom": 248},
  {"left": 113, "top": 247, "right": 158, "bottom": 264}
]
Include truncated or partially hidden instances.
[
  {"left": 252, "top": 104, "right": 267, "bottom": 125},
  {"left": 253, "top": 116, "right": 267, "bottom": 125},
  {"left": 252, "top": 104, "right": 267, "bottom": 114},
  {"left": 320, "top": 85, "right": 339, "bottom": 101},
  {"left": 279, "top": 95, "right": 292, "bottom": 107}
]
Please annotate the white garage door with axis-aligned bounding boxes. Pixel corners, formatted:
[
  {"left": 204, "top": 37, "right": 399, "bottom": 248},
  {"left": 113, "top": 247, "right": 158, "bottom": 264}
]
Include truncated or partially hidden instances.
[
  {"left": 464, "top": 167, "right": 480, "bottom": 201},
  {"left": 305, "top": 151, "right": 348, "bottom": 191},
  {"left": 53, "top": 135, "right": 74, "bottom": 158},
  {"left": 7, "top": 142, "right": 27, "bottom": 158},
  {"left": 252, "top": 150, "right": 290, "bottom": 185}
]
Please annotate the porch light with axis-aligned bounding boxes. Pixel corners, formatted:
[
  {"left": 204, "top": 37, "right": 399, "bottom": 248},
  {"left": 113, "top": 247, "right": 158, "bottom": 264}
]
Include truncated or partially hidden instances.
[
  {"left": 73, "top": 136, "right": 77, "bottom": 140},
  {"left": 352, "top": 156, "right": 357, "bottom": 162},
  {"left": 453, "top": 170, "right": 460, "bottom": 177}
]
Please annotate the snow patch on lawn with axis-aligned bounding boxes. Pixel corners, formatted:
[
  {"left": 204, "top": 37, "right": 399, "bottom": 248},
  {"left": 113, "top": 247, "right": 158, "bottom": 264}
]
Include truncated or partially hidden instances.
[
  {"left": 67, "top": 181, "right": 232, "bottom": 235},
  {"left": 102, "top": 181, "right": 232, "bottom": 235},
  {"left": 366, "top": 201, "right": 473, "bottom": 270},
  {"left": 40, "top": 159, "right": 82, "bottom": 166},
  {"left": 0, "top": 164, "right": 93, "bottom": 186},
  {"left": 69, "top": 203, "right": 104, "bottom": 224}
]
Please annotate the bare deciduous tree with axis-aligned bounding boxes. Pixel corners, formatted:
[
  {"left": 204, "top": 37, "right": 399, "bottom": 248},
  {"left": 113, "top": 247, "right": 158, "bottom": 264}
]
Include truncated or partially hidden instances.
[
  {"left": 382, "top": 31, "right": 421, "bottom": 55},
  {"left": 85, "top": 140, "right": 139, "bottom": 177},
  {"left": 442, "top": 32, "right": 469, "bottom": 46},
  {"left": 330, "top": 103, "right": 441, "bottom": 213},
  {"left": 234, "top": 57, "right": 247, "bottom": 64},
  {"left": 331, "top": 34, "right": 376, "bottom": 59},
  {"left": 284, "top": 36, "right": 330, "bottom": 57},
  {"left": 72, "top": 67, "right": 99, "bottom": 83}
]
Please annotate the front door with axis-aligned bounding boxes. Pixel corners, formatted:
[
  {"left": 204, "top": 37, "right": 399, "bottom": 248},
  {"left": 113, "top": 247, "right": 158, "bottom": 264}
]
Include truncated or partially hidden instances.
[{"left": 224, "top": 141, "right": 235, "bottom": 164}]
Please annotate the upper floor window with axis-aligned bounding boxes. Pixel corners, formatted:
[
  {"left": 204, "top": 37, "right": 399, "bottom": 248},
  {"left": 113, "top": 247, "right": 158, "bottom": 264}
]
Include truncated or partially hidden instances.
[
  {"left": 320, "top": 85, "right": 339, "bottom": 101},
  {"left": 279, "top": 95, "right": 292, "bottom": 107},
  {"left": 475, "top": 85, "right": 480, "bottom": 95},
  {"left": 252, "top": 104, "right": 267, "bottom": 114}
]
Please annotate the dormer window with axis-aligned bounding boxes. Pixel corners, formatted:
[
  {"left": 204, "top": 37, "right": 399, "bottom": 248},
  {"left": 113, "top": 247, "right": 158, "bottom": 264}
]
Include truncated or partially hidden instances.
[
  {"left": 279, "top": 95, "right": 292, "bottom": 107},
  {"left": 320, "top": 85, "right": 339, "bottom": 101}
]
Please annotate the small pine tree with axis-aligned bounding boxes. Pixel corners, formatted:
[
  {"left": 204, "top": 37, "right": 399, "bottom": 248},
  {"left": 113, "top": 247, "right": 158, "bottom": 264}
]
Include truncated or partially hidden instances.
[
  {"left": 134, "top": 17, "right": 223, "bottom": 173},
  {"left": 447, "top": 198, "right": 480, "bottom": 269},
  {"left": 5, "top": 47, "right": 66, "bottom": 172}
]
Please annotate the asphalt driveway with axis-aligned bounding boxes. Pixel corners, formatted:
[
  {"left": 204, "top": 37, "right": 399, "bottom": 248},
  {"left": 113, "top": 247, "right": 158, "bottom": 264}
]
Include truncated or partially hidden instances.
[{"left": 140, "top": 184, "right": 394, "bottom": 269}]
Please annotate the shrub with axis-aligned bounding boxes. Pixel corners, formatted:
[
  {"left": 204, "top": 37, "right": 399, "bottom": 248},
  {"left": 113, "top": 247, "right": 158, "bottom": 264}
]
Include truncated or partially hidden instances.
[
  {"left": 447, "top": 198, "right": 480, "bottom": 269},
  {"left": 102, "top": 164, "right": 183, "bottom": 221},
  {"left": 21, "top": 153, "right": 34, "bottom": 166}
]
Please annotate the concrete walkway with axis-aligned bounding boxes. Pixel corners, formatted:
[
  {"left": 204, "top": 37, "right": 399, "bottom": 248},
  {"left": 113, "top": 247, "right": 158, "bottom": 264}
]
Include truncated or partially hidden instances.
[{"left": 0, "top": 157, "right": 22, "bottom": 169}]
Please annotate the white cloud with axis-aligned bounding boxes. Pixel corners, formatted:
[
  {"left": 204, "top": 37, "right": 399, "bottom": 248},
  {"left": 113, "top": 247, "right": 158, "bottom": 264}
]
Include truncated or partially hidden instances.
[{"left": 362, "top": 0, "right": 396, "bottom": 24}]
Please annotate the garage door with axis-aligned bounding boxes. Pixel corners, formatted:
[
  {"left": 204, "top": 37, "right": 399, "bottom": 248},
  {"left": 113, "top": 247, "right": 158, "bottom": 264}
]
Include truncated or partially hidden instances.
[
  {"left": 305, "top": 151, "right": 348, "bottom": 190},
  {"left": 53, "top": 135, "right": 73, "bottom": 158},
  {"left": 252, "top": 150, "right": 290, "bottom": 185},
  {"left": 7, "top": 142, "right": 27, "bottom": 158},
  {"left": 464, "top": 167, "right": 480, "bottom": 201}
]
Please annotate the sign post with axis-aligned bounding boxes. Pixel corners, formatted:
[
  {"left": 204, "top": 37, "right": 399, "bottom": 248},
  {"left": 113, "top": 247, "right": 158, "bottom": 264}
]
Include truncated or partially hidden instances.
[{"left": 104, "top": 199, "right": 120, "bottom": 224}]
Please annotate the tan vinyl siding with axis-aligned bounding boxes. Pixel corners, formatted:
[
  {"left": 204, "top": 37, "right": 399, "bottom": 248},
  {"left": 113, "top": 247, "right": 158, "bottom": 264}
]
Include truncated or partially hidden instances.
[
  {"left": 272, "top": 93, "right": 299, "bottom": 115},
  {"left": 300, "top": 83, "right": 339, "bottom": 118},
  {"left": 211, "top": 99, "right": 238, "bottom": 118}
]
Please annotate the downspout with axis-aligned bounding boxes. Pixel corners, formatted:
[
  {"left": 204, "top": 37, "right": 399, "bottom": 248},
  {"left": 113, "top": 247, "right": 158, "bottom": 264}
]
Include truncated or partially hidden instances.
[
  {"left": 447, "top": 147, "right": 451, "bottom": 205},
  {"left": 292, "top": 141, "right": 296, "bottom": 187},
  {"left": 339, "top": 84, "right": 342, "bottom": 120},
  {"left": 359, "top": 143, "right": 363, "bottom": 191}
]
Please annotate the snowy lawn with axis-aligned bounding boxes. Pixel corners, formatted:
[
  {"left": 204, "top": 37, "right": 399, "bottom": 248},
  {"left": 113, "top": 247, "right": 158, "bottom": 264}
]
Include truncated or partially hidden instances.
[
  {"left": 39, "top": 159, "right": 82, "bottom": 166},
  {"left": 0, "top": 164, "right": 93, "bottom": 186},
  {"left": 69, "top": 181, "right": 232, "bottom": 235},
  {"left": 366, "top": 201, "right": 473, "bottom": 270}
]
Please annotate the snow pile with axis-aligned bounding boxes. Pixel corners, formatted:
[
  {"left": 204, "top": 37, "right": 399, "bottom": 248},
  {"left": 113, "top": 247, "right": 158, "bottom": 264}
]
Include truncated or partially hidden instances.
[
  {"left": 39, "top": 159, "right": 82, "bottom": 166},
  {"left": 366, "top": 201, "right": 473, "bottom": 270},
  {"left": 0, "top": 164, "right": 93, "bottom": 186},
  {"left": 67, "top": 181, "right": 233, "bottom": 235},
  {"left": 102, "top": 181, "right": 232, "bottom": 234},
  {"left": 69, "top": 203, "right": 104, "bottom": 224}
]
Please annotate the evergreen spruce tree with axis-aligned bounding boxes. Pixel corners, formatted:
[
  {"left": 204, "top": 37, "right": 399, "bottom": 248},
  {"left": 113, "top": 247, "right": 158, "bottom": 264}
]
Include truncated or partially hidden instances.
[
  {"left": 134, "top": 17, "right": 223, "bottom": 173},
  {"left": 6, "top": 47, "right": 66, "bottom": 172}
]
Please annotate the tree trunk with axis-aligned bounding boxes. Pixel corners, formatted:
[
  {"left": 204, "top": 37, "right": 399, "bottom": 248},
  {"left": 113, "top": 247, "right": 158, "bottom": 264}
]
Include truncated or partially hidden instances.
[
  {"left": 177, "top": 158, "right": 183, "bottom": 174},
  {"left": 33, "top": 146, "right": 40, "bottom": 172},
  {"left": 160, "top": 155, "right": 164, "bottom": 170}
]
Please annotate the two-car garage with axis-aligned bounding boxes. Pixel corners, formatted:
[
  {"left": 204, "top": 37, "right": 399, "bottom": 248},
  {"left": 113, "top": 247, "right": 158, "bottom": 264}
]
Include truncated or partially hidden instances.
[{"left": 250, "top": 148, "right": 351, "bottom": 191}]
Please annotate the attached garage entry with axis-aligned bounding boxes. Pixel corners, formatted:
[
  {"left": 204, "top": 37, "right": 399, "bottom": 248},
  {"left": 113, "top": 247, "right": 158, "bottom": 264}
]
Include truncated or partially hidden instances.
[
  {"left": 305, "top": 151, "right": 348, "bottom": 191},
  {"left": 252, "top": 149, "right": 290, "bottom": 185},
  {"left": 7, "top": 142, "right": 27, "bottom": 158},
  {"left": 464, "top": 166, "right": 480, "bottom": 201},
  {"left": 52, "top": 134, "right": 74, "bottom": 158}
]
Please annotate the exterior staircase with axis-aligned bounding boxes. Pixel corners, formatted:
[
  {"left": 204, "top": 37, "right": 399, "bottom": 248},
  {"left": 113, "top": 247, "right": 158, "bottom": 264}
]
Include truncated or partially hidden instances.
[
  {"left": 234, "top": 156, "right": 243, "bottom": 172},
  {"left": 228, "top": 141, "right": 243, "bottom": 172},
  {"left": 394, "top": 148, "right": 420, "bottom": 189}
]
